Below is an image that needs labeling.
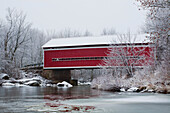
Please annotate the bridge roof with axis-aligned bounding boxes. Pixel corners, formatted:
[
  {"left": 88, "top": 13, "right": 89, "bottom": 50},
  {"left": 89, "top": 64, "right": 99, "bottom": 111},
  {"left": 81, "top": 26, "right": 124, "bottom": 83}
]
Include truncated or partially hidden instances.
[{"left": 42, "top": 34, "right": 150, "bottom": 48}]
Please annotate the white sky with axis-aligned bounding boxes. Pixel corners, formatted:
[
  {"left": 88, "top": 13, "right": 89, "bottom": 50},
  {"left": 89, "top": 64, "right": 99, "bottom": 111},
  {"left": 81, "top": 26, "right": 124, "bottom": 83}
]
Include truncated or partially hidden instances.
[{"left": 0, "top": 0, "right": 146, "bottom": 35}]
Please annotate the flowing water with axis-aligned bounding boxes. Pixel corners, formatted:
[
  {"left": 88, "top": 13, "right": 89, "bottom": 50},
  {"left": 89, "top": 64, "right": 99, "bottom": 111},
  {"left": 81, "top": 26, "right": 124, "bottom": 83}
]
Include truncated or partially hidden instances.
[{"left": 0, "top": 86, "right": 170, "bottom": 113}]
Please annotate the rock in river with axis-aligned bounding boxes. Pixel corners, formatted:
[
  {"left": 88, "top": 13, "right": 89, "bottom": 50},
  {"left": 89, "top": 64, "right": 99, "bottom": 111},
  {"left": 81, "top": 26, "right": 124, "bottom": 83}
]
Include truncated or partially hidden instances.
[
  {"left": 24, "top": 80, "right": 40, "bottom": 86},
  {"left": 127, "top": 87, "right": 139, "bottom": 92},
  {"left": 57, "top": 81, "right": 73, "bottom": 88}
]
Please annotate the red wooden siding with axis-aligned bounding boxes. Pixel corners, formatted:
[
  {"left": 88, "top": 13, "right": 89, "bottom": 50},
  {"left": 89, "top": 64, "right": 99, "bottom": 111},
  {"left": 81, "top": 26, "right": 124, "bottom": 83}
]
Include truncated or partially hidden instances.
[
  {"left": 44, "top": 48, "right": 109, "bottom": 68},
  {"left": 43, "top": 45, "right": 155, "bottom": 69},
  {"left": 101, "top": 46, "right": 155, "bottom": 67}
]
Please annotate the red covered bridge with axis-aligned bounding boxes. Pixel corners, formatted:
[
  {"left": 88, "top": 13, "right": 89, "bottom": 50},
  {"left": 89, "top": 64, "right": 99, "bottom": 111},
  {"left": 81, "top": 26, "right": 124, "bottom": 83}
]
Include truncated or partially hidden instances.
[{"left": 42, "top": 34, "right": 155, "bottom": 70}]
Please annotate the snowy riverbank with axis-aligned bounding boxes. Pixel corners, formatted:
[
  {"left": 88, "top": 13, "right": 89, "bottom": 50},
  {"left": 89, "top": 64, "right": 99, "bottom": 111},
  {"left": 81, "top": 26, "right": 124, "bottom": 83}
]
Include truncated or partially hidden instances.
[
  {"left": 91, "top": 70, "right": 170, "bottom": 94},
  {"left": 0, "top": 73, "right": 72, "bottom": 88},
  {"left": 1, "top": 69, "right": 170, "bottom": 94}
]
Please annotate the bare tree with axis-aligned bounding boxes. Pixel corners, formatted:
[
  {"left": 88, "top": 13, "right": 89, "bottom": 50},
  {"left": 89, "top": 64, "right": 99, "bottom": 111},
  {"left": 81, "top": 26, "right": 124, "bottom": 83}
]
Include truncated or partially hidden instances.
[
  {"left": 1, "top": 8, "right": 31, "bottom": 62},
  {"left": 53, "top": 28, "right": 82, "bottom": 38},
  {"left": 83, "top": 30, "right": 93, "bottom": 36},
  {"left": 101, "top": 28, "right": 116, "bottom": 35},
  {"left": 101, "top": 33, "right": 155, "bottom": 77},
  {"left": 46, "top": 28, "right": 93, "bottom": 39}
]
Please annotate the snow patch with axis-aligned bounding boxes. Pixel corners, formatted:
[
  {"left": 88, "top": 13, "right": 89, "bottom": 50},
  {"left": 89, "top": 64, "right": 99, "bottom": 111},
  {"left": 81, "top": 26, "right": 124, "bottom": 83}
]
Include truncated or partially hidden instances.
[
  {"left": 24, "top": 80, "right": 40, "bottom": 86},
  {"left": 120, "top": 88, "right": 126, "bottom": 92},
  {"left": 2, "top": 83, "right": 15, "bottom": 86},
  {"left": 78, "top": 81, "right": 91, "bottom": 85},
  {"left": 127, "top": 87, "right": 139, "bottom": 92},
  {"left": 57, "top": 81, "right": 73, "bottom": 88}
]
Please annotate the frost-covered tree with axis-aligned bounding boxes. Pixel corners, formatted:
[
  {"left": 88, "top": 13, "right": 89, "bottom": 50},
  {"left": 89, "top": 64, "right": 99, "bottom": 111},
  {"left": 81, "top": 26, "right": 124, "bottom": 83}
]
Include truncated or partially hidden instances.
[{"left": 137, "top": 0, "right": 170, "bottom": 75}]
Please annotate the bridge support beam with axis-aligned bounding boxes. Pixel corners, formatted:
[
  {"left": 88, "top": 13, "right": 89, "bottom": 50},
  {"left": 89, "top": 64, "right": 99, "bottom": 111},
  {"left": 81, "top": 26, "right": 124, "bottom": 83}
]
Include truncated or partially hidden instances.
[{"left": 42, "top": 69, "right": 71, "bottom": 83}]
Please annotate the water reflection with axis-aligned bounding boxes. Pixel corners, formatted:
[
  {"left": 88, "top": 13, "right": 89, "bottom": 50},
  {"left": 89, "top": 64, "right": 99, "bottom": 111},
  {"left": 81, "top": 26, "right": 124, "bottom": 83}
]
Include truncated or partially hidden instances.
[
  {"left": 0, "top": 86, "right": 170, "bottom": 113},
  {"left": 0, "top": 86, "right": 91, "bottom": 94}
]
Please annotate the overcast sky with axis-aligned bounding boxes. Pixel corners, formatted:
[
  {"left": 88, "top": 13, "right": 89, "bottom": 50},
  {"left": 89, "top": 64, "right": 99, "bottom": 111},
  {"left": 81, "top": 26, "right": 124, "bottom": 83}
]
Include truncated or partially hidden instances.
[{"left": 0, "top": 0, "right": 146, "bottom": 35}]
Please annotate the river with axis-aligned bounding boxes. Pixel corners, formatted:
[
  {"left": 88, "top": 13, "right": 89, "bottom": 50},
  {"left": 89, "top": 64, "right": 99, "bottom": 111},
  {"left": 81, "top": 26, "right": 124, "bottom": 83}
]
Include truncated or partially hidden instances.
[{"left": 0, "top": 86, "right": 170, "bottom": 113}]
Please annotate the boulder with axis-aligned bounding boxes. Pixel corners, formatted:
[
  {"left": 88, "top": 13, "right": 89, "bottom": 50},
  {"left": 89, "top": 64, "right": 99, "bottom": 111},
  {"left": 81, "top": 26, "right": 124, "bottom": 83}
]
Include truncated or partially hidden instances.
[
  {"left": 91, "top": 83, "right": 100, "bottom": 89},
  {"left": 10, "top": 79, "right": 19, "bottom": 84},
  {"left": 16, "top": 77, "right": 42, "bottom": 84},
  {"left": 24, "top": 80, "right": 40, "bottom": 86},
  {"left": 46, "top": 84, "right": 53, "bottom": 87},
  {"left": 140, "top": 89, "right": 148, "bottom": 93},
  {"left": 156, "top": 87, "right": 167, "bottom": 94},
  {"left": 120, "top": 88, "right": 126, "bottom": 92},
  {"left": 166, "top": 86, "right": 170, "bottom": 94},
  {"left": 138, "top": 86, "right": 147, "bottom": 92},
  {"left": 107, "top": 86, "right": 121, "bottom": 92},
  {"left": 57, "top": 81, "right": 73, "bottom": 88},
  {"left": 0, "top": 80, "right": 3, "bottom": 86},
  {"left": 156, "top": 86, "right": 170, "bottom": 94},
  {"left": 146, "top": 84, "right": 155, "bottom": 93},
  {"left": 0, "top": 73, "right": 10, "bottom": 80},
  {"left": 148, "top": 89, "right": 155, "bottom": 93},
  {"left": 31, "top": 77, "right": 42, "bottom": 84},
  {"left": 15, "top": 83, "right": 27, "bottom": 87},
  {"left": 147, "top": 84, "right": 156, "bottom": 90},
  {"left": 16, "top": 78, "right": 32, "bottom": 84},
  {"left": 139, "top": 85, "right": 156, "bottom": 93},
  {"left": 78, "top": 81, "right": 91, "bottom": 86},
  {"left": 2, "top": 83, "right": 15, "bottom": 86},
  {"left": 166, "top": 82, "right": 170, "bottom": 86},
  {"left": 127, "top": 87, "right": 139, "bottom": 92}
]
